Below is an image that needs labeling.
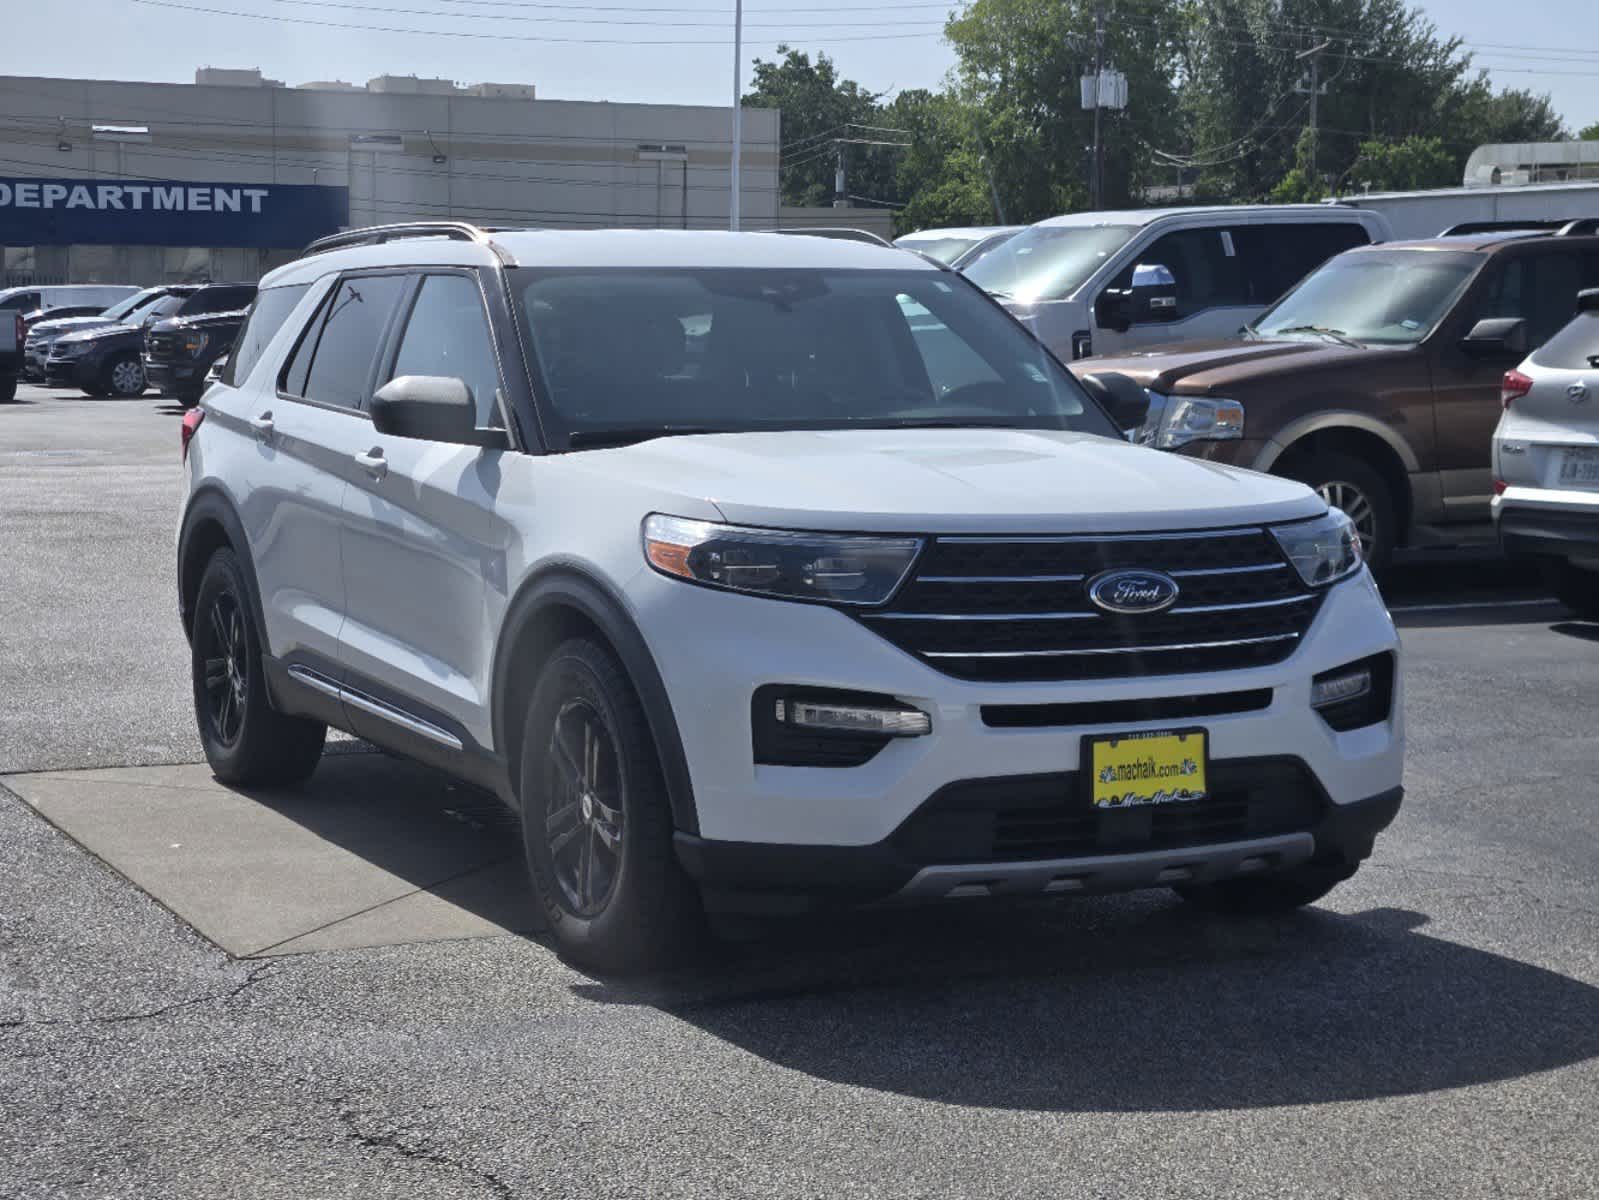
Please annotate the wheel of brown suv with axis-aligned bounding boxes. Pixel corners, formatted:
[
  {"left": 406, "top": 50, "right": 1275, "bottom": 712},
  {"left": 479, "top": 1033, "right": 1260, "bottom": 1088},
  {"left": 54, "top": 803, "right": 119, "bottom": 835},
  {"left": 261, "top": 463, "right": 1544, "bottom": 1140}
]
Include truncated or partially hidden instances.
[{"left": 1282, "top": 453, "right": 1396, "bottom": 573}]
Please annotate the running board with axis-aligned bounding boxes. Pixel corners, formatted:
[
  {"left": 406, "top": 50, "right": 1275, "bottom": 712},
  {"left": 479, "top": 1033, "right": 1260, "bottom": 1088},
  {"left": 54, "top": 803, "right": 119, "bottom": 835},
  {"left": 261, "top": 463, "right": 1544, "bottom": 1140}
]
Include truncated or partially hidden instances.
[{"left": 286, "top": 665, "right": 464, "bottom": 751}]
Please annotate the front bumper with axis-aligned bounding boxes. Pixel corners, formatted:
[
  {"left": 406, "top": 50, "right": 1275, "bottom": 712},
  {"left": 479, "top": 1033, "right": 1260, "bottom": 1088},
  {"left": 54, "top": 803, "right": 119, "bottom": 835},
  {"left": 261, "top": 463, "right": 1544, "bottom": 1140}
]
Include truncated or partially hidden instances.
[
  {"left": 43, "top": 357, "right": 92, "bottom": 388},
  {"left": 143, "top": 358, "right": 200, "bottom": 393},
  {"left": 1495, "top": 489, "right": 1599, "bottom": 561},
  {"left": 638, "top": 566, "right": 1404, "bottom": 854}
]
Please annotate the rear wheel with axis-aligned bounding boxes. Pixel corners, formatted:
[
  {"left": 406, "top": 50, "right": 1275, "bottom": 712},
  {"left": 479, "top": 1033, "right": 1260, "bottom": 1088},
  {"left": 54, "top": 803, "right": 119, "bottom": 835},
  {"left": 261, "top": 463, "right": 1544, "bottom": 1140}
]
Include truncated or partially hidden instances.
[
  {"left": 101, "top": 352, "right": 145, "bottom": 398},
  {"left": 1281, "top": 452, "right": 1396, "bottom": 573},
  {"left": 0, "top": 375, "right": 16, "bottom": 403},
  {"left": 1544, "top": 559, "right": 1599, "bottom": 619},
  {"left": 1174, "top": 861, "right": 1357, "bottom": 915},
  {"left": 190, "top": 548, "right": 326, "bottom": 785},
  {"left": 519, "top": 637, "right": 702, "bottom": 972}
]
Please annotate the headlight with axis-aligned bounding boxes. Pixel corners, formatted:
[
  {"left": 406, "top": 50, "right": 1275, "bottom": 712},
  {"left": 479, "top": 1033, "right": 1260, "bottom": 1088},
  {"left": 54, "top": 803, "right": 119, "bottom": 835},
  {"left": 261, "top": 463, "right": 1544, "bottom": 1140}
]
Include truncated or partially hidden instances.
[
  {"left": 181, "top": 331, "right": 209, "bottom": 357},
  {"left": 1140, "top": 394, "right": 1244, "bottom": 450},
  {"left": 1271, "top": 509, "right": 1363, "bottom": 587},
  {"left": 643, "top": 514, "right": 921, "bottom": 606}
]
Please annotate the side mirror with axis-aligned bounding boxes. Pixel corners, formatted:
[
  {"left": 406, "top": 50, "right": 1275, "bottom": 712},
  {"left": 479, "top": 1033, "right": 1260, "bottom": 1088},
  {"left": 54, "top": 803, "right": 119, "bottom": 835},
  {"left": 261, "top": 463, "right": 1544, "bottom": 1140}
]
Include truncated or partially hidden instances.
[
  {"left": 1095, "top": 263, "right": 1180, "bottom": 333},
  {"left": 1460, "top": 317, "right": 1528, "bottom": 359},
  {"left": 370, "top": 375, "right": 506, "bottom": 448},
  {"left": 1078, "top": 370, "right": 1151, "bottom": 434}
]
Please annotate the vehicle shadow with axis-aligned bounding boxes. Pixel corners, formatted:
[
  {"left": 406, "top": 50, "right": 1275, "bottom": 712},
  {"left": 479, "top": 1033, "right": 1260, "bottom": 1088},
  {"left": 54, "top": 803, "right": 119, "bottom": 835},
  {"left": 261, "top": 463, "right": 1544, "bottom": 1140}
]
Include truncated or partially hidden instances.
[
  {"left": 572, "top": 899, "right": 1599, "bottom": 1112},
  {"left": 1551, "top": 620, "right": 1599, "bottom": 645}
]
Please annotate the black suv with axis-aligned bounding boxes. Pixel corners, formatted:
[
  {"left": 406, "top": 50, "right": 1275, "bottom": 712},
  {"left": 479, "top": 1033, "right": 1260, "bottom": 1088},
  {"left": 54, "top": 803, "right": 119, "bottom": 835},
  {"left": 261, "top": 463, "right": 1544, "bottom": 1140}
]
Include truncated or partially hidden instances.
[
  {"left": 144, "top": 295, "right": 256, "bottom": 406},
  {"left": 46, "top": 284, "right": 255, "bottom": 398}
]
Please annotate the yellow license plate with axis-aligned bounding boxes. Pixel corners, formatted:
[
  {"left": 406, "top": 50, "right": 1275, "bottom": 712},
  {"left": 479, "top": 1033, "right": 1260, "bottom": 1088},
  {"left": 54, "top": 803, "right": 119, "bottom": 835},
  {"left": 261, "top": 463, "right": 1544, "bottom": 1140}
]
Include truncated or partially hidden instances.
[{"left": 1088, "top": 729, "right": 1208, "bottom": 809}]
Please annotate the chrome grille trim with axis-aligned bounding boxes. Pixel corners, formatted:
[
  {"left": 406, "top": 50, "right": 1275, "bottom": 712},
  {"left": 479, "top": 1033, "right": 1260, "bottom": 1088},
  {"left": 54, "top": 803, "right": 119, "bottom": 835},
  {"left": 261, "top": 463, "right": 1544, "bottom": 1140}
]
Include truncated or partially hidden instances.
[
  {"left": 935, "top": 528, "right": 1267, "bottom": 545},
  {"left": 917, "top": 573, "right": 1088, "bottom": 584},
  {"left": 1168, "top": 563, "right": 1287, "bottom": 578},
  {"left": 923, "top": 633, "right": 1301, "bottom": 660}
]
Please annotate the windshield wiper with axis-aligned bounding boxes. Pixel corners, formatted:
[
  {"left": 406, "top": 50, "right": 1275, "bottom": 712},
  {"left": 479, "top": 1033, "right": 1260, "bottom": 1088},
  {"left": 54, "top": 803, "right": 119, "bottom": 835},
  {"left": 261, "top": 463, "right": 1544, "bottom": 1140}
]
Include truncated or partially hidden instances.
[
  {"left": 1268, "top": 324, "right": 1362, "bottom": 349},
  {"left": 566, "top": 425, "right": 730, "bottom": 450}
]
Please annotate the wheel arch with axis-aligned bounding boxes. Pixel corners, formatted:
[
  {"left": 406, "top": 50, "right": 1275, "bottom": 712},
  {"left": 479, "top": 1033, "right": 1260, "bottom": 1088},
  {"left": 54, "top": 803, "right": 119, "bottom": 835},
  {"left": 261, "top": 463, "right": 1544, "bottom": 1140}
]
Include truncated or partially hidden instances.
[
  {"left": 492, "top": 565, "right": 699, "bottom": 834},
  {"left": 1254, "top": 414, "right": 1417, "bottom": 545},
  {"left": 178, "top": 487, "right": 267, "bottom": 648}
]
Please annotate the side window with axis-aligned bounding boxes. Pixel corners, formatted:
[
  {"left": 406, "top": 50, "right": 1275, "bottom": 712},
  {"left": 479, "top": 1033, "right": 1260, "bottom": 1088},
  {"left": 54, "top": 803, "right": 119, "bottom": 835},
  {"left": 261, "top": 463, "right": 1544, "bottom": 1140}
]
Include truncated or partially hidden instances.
[
  {"left": 182, "top": 287, "right": 256, "bottom": 316},
  {"left": 387, "top": 274, "right": 506, "bottom": 427},
  {"left": 896, "top": 293, "right": 1001, "bottom": 396},
  {"left": 298, "top": 274, "right": 408, "bottom": 411},
  {"left": 1467, "top": 255, "right": 1584, "bottom": 349},
  {"left": 0, "top": 292, "right": 40, "bottom": 312},
  {"left": 1110, "top": 229, "right": 1247, "bottom": 320},
  {"left": 1236, "top": 223, "right": 1370, "bottom": 304},
  {"left": 222, "top": 284, "right": 310, "bottom": 387},
  {"left": 1530, "top": 311, "right": 1599, "bottom": 370}
]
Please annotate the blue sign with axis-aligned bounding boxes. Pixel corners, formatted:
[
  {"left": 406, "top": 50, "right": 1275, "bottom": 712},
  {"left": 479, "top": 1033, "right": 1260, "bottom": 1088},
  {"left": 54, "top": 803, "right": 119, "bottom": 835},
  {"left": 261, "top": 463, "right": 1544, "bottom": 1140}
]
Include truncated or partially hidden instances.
[{"left": 0, "top": 179, "right": 349, "bottom": 249}]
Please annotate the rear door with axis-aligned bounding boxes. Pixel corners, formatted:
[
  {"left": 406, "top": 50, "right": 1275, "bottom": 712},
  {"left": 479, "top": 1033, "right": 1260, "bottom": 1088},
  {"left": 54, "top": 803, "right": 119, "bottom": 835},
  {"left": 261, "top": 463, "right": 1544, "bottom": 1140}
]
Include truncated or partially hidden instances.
[
  {"left": 336, "top": 269, "right": 515, "bottom": 754},
  {"left": 241, "top": 271, "right": 409, "bottom": 680}
]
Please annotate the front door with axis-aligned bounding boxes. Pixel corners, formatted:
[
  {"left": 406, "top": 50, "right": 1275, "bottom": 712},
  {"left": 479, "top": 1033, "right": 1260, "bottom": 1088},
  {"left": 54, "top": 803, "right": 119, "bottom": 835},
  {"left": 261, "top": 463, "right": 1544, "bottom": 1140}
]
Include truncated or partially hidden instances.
[
  {"left": 1095, "top": 228, "right": 1257, "bottom": 354},
  {"left": 337, "top": 270, "right": 515, "bottom": 755}
]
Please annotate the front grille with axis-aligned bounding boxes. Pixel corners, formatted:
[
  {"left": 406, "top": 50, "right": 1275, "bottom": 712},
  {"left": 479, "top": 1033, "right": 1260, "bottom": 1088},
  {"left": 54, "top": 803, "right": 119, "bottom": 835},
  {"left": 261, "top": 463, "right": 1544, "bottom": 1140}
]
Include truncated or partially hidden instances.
[
  {"left": 146, "top": 332, "right": 182, "bottom": 360},
  {"left": 892, "top": 758, "right": 1323, "bottom": 864},
  {"left": 861, "top": 528, "right": 1322, "bottom": 681}
]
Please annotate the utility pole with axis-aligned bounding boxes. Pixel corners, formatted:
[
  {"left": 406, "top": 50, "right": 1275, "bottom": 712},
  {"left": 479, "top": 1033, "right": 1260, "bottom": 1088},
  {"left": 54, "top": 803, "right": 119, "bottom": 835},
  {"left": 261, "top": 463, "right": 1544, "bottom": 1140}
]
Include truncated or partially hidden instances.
[
  {"left": 1090, "top": 0, "right": 1106, "bottom": 209},
  {"left": 834, "top": 140, "right": 847, "bottom": 208},
  {"left": 1295, "top": 40, "right": 1332, "bottom": 189},
  {"left": 730, "top": 0, "right": 743, "bottom": 230}
]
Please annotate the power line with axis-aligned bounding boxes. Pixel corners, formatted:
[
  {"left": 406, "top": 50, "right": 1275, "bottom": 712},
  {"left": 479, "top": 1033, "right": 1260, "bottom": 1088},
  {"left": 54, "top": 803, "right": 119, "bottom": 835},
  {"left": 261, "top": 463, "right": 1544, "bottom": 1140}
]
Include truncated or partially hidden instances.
[{"left": 257, "top": 0, "right": 949, "bottom": 28}]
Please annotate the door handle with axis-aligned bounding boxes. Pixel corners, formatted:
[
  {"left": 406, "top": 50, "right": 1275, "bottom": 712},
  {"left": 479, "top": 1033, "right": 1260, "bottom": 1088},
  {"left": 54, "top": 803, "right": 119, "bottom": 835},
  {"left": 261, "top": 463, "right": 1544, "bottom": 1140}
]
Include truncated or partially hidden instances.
[
  {"left": 354, "top": 447, "right": 388, "bottom": 480},
  {"left": 249, "top": 411, "right": 274, "bottom": 442}
]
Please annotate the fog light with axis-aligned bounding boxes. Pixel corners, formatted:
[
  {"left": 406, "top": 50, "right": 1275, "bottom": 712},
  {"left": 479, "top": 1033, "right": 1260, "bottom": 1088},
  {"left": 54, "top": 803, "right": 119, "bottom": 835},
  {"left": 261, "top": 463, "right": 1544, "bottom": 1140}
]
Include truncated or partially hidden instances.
[
  {"left": 775, "top": 698, "right": 931, "bottom": 737},
  {"left": 1311, "top": 668, "right": 1371, "bottom": 709}
]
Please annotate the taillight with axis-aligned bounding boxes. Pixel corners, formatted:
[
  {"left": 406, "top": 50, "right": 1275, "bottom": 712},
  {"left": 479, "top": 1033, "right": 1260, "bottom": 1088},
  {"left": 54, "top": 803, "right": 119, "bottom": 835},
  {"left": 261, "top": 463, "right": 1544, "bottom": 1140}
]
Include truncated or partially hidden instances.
[
  {"left": 1492, "top": 479, "right": 1507, "bottom": 496},
  {"left": 1501, "top": 369, "right": 1533, "bottom": 409},
  {"left": 180, "top": 408, "right": 205, "bottom": 461}
]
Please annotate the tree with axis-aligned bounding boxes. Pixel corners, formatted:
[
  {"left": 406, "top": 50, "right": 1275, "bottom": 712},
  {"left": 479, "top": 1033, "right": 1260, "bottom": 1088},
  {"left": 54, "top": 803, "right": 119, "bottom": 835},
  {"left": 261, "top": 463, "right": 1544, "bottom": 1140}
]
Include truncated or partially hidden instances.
[
  {"left": 1582, "top": 122, "right": 1599, "bottom": 142},
  {"left": 883, "top": 89, "right": 997, "bottom": 233},
  {"left": 1346, "top": 135, "right": 1456, "bottom": 191}
]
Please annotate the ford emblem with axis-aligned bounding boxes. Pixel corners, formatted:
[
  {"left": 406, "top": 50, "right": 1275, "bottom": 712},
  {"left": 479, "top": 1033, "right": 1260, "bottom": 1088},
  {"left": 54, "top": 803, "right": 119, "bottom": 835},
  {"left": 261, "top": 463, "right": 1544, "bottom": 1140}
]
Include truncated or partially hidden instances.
[{"left": 1088, "top": 569, "right": 1181, "bottom": 615}]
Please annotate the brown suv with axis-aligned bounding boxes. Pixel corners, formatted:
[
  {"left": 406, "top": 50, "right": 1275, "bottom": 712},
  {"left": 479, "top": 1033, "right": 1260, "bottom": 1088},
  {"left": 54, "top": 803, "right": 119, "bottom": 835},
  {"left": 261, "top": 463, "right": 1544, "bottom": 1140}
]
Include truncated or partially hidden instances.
[{"left": 1072, "top": 229, "right": 1599, "bottom": 568}]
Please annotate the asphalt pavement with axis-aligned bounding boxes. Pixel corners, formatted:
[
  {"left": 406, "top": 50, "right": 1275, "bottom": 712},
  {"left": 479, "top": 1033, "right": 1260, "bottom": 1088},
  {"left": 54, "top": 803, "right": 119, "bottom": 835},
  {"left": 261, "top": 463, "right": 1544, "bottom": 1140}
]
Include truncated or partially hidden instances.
[{"left": 2, "top": 383, "right": 1597, "bottom": 1198}]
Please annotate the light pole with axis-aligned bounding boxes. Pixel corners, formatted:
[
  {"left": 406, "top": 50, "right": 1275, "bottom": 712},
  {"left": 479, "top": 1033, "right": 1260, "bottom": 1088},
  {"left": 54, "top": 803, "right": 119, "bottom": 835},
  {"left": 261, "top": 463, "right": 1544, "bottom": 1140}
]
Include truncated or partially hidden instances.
[{"left": 730, "top": 0, "right": 743, "bottom": 230}]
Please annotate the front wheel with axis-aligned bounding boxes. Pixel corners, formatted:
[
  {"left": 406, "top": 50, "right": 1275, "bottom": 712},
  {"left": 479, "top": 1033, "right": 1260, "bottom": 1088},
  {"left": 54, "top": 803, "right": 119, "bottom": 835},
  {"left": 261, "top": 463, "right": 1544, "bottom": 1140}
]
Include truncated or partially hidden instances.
[
  {"left": 0, "top": 374, "right": 16, "bottom": 403},
  {"left": 190, "top": 548, "right": 326, "bottom": 785},
  {"left": 1174, "top": 861, "right": 1357, "bottom": 915},
  {"left": 519, "top": 637, "right": 702, "bottom": 972},
  {"left": 100, "top": 352, "right": 146, "bottom": 398},
  {"left": 1281, "top": 453, "right": 1396, "bottom": 573}
]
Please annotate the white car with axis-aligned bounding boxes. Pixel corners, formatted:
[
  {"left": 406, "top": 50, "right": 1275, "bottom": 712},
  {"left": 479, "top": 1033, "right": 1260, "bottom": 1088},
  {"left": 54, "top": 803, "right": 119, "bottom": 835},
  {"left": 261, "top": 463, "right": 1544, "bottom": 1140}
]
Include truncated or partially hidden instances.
[
  {"left": 963, "top": 205, "right": 1392, "bottom": 362},
  {"left": 177, "top": 222, "right": 1404, "bottom": 970},
  {"left": 894, "top": 225, "right": 1025, "bottom": 268},
  {"left": 1493, "top": 288, "right": 1599, "bottom": 615}
]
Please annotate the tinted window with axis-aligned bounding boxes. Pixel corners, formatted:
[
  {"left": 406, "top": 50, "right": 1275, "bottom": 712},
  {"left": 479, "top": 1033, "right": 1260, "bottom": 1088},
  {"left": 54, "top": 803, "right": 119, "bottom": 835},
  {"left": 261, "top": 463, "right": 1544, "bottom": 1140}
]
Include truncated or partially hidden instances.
[
  {"left": 1531, "top": 310, "right": 1599, "bottom": 370},
  {"left": 299, "top": 275, "right": 408, "bottom": 410},
  {"left": 388, "top": 274, "right": 505, "bottom": 427},
  {"left": 223, "top": 284, "right": 311, "bottom": 387},
  {"left": 0, "top": 292, "right": 40, "bottom": 312},
  {"left": 515, "top": 268, "right": 1112, "bottom": 445},
  {"left": 1233, "top": 223, "right": 1370, "bottom": 304},
  {"left": 965, "top": 225, "right": 1138, "bottom": 303},
  {"left": 1108, "top": 229, "right": 1247, "bottom": 319},
  {"left": 140, "top": 294, "right": 186, "bottom": 325},
  {"left": 1256, "top": 249, "right": 1479, "bottom": 345},
  {"left": 1468, "top": 253, "right": 1593, "bottom": 348},
  {"left": 181, "top": 286, "right": 257, "bottom": 316}
]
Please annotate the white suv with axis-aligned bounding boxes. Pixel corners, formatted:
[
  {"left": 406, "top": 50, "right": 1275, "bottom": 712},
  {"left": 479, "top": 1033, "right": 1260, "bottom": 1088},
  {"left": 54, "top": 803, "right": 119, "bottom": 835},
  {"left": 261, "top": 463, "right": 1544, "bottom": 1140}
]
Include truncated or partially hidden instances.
[{"left": 178, "top": 223, "right": 1404, "bottom": 970}]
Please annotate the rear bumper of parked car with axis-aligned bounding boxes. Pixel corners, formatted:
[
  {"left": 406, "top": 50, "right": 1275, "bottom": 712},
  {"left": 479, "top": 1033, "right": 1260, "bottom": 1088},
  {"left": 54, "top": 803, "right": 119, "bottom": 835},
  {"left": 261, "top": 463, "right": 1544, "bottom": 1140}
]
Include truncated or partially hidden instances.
[
  {"left": 1494, "top": 489, "right": 1599, "bottom": 560},
  {"left": 636, "top": 568, "right": 1404, "bottom": 907}
]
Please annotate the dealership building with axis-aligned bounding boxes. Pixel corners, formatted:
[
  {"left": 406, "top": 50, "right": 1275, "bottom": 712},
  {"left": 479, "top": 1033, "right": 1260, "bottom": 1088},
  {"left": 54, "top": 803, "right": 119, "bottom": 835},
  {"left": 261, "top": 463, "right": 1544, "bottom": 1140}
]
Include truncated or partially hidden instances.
[{"left": 0, "top": 68, "right": 801, "bottom": 286}]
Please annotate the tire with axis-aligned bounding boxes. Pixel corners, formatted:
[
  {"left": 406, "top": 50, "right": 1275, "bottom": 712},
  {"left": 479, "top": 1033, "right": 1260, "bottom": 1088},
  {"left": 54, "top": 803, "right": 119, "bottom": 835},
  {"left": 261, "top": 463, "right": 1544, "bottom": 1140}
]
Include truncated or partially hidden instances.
[
  {"left": 519, "top": 637, "right": 702, "bottom": 972},
  {"left": 0, "top": 374, "right": 16, "bottom": 403},
  {"left": 100, "top": 352, "right": 146, "bottom": 398},
  {"left": 1544, "top": 559, "right": 1599, "bottom": 619},
  {"left": 1280, "top": 452, "right": 1397, "bottom": 573},
  {"left": 1173, "top": 861, "right": 1357, "bottom": 915},
  {"left": 190, "top": 547, "right": 326, "bottom": 786},
  {"left": 176, "top": 386, "right": 205, "bottom": 409}
]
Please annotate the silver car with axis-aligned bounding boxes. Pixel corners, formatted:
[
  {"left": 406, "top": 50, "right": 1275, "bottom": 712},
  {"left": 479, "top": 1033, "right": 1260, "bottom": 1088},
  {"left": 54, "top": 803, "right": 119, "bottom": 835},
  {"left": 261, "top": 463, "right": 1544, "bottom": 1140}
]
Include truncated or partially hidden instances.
[{"left": 1493, "top": 287, "right": 1599, "bottom": 616}]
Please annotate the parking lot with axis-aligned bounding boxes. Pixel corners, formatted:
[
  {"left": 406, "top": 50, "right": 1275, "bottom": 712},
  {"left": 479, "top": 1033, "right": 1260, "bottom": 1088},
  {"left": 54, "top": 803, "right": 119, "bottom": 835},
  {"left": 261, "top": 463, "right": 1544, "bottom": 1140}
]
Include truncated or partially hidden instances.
[{"left": 3, "top": 381, "right": 1597, "bottom": 1197}]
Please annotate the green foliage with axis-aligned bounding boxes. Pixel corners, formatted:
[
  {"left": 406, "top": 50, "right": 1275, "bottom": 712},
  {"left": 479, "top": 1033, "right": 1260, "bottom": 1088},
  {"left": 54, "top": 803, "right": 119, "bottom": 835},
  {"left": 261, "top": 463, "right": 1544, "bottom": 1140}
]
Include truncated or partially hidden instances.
[
  {"left": 1577, "top": 121, "right": 1599, "bottom": 142},
  {"left": 743, "top": 2, "right": 1576, "bottom": 233}
]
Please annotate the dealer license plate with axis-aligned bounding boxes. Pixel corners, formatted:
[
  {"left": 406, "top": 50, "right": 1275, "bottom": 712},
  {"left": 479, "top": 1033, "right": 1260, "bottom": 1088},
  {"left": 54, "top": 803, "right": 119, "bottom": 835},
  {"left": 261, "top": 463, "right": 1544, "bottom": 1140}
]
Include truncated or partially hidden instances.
[
  {"left": 1557, "top": 448, "right": 1599, "bottom": 488},
  {"left": 1087, "top": 729, "right": 1208, "bottom": 809}
]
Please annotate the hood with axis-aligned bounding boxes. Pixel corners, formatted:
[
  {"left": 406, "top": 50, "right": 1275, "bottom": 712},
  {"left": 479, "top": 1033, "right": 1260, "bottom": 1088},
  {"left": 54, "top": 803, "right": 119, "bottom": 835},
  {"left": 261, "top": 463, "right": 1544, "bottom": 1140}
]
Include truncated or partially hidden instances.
[
  {"left": 565, "top": 428, "right": 1324, "bottom": 534},
  {"left": 153, "top": 309, "right": 249, "bottom": 334},
  {"left": 59, "top": 323, "right": 141, "bottom": 345},
  {"left": 1071, "top": 337, "right": 1405, "bottom": 395},
  {"left": 28, "top": 315, "right": 119, "bottom": 339}
]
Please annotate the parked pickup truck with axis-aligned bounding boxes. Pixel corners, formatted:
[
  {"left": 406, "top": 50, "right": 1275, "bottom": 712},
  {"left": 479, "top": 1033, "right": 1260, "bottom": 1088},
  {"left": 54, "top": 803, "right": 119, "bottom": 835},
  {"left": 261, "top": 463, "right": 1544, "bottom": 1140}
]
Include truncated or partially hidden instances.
[
  {"left": 0, "top": 284, "right": 140, "bottom": 400},
  {"left": 144, "top": 305, "right": 251, "bottom": 406},
  {"left": 1073, "top": 227, "right": 1599, "bottom": 570}
]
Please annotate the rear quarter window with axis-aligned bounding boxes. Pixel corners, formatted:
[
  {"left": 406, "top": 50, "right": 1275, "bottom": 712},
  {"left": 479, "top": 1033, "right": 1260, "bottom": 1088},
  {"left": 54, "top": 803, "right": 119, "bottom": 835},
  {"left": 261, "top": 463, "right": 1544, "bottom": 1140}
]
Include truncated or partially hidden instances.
[
  {"left": 1531, "top": 310, "right": 1599, "bottom": 370},
  {"left": 222, "top": 284, "right": 311, "bottom": 387}
]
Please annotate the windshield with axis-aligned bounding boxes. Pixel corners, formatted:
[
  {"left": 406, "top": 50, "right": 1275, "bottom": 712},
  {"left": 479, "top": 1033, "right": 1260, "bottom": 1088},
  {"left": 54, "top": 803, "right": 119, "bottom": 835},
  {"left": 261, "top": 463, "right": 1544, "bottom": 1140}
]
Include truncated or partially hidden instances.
[
  {"left": 104, "top": 289, "right": 163, "bottom": 322},
  {"left": 512, "top": 267, "right": 1114, "bottom": 447},
  {"left": 964, "top": 224, "right": 1137, "bottom": 303},
  {"left": 898, "top": 236, "right": 984, "bottom": 266},
  {"left": 1253, "top": 250, "right": 1483, "bottom": 345}
]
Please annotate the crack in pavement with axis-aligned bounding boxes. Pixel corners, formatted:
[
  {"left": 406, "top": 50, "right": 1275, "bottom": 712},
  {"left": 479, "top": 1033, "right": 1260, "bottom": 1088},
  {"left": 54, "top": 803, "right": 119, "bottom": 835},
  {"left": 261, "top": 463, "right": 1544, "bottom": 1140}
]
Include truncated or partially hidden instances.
[
  {"left": 0, "top": 961, "right": 279, "bottom": 1031},
  {"left": 335, "top": 1103, "right": 514, "bottom": 1199}
]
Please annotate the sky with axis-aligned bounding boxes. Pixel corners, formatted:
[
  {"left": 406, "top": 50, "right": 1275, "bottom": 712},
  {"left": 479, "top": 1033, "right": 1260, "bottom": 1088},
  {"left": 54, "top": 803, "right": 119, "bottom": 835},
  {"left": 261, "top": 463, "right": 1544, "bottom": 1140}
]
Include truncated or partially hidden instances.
[{"left": 5, "top": 0, "right": 1596, "bottom": 132}]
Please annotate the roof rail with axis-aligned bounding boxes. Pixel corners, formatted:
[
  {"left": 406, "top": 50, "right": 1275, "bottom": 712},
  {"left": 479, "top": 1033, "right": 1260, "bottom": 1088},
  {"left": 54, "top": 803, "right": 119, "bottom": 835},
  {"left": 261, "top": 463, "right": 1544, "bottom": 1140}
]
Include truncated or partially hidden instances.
[
  {"left": 1437, "top": 219, "right": 1567, "bottom": 236},
  {"left": 1556, "top": 218, "right": 1599, "bottom": 237},
  {"left": 301, "top": 221, "right": 502, "bottom": 258},
  {"left": 762, "top": 227, "right": 895, "bottom": 247}
]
